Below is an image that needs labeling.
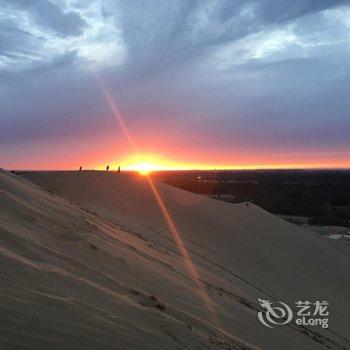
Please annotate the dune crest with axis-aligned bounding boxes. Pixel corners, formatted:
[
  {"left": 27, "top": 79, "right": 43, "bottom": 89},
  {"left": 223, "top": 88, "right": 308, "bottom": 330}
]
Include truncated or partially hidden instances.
[{"left": 0, "top": 169, "right": 349, "bottom": 349}]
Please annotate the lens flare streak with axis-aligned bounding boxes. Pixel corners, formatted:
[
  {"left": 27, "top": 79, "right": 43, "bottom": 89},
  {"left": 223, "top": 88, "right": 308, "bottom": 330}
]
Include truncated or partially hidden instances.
[
  {"left": 94, "top": 71, "right": 137, "bottom": 153},
  {"left": 93, "top": 68, "right": 221, "bottom": 327},
  {"left": 145, "top": 175, "right": 221, "bottom": 327}
]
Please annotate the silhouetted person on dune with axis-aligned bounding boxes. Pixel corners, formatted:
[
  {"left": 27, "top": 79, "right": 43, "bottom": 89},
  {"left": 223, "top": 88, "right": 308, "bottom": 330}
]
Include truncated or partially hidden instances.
[
  {"left": 79, "top": 166, "right": 82, "bottom": 171},
  {"left": 117, "top": 166, "right": 120, "bottom": 173},
  {"left": 106, "top": 165, "right": 110, "bottom": 171}
]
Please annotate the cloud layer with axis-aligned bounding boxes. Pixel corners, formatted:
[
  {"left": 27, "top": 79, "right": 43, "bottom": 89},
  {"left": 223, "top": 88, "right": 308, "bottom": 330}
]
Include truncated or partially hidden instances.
[{"left": 1, "top": 0, "right": 350, "bottom": 168}]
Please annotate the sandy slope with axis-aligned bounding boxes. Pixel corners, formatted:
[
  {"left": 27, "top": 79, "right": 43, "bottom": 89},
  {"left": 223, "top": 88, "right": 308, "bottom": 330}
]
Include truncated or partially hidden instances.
[{"left": 0, "top": 170, "right": 349, "bottom": 349}]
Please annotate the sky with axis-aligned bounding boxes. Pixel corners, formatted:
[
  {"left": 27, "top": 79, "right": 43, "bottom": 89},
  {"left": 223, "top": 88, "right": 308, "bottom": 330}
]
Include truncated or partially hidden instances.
[{"left": 1, "top": 0, "right": 350, "bottom": 170}]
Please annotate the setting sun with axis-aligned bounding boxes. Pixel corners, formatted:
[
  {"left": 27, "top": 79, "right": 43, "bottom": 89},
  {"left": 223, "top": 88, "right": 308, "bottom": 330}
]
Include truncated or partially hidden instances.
[
  {"left": 116, "top": 154, "right": 176, "bottom": 175},
  {"left": 134, "top": 163, "right": 154, "bottom": 175}
]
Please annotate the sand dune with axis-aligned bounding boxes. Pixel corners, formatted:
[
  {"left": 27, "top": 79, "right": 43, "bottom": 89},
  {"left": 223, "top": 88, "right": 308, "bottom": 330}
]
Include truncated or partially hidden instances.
[{"left": 0, "top": 169, "right": 349, "bottom": 349}]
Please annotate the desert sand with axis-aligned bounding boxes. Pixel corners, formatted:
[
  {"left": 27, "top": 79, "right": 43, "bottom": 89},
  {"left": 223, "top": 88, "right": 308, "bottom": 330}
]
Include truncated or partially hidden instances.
[{"left": 0, "top": 169, "right": 349, "bottom": 349}]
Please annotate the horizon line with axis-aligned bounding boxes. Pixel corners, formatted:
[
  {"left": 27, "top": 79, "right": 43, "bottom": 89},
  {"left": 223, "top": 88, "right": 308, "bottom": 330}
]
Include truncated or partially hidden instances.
[{"left": 7, "top": 167, "right": 350, "bottom": 172}]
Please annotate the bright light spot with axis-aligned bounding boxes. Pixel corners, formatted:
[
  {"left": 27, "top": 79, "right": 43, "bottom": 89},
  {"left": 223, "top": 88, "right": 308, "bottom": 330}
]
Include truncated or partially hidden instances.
[
  {"left": 118, "top": 154, "right": 177, "bottom": 174},
  {"left": 134, "top": 163, "right": 154, "bottom": 176}
]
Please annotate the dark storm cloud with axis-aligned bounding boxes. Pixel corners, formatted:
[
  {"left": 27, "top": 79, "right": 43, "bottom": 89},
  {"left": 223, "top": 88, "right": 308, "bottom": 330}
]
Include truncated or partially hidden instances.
[
  {"left": 1, "top": 0, "right": 350, "bottom": 166},
  {"left": 0, "top": 0, "right": 86, "bottom": 36},
  {"left": 0, "top": 24, "right": 33, "bottom": 50},
  {"left": 253, "top": 0, "right": 350, "bottom": 24},
  {"left": 116, "top": 0, "right": 349, "bottom": 65},
  {"left": 0, "top": 24, "right": 41, "bottom": 66}
]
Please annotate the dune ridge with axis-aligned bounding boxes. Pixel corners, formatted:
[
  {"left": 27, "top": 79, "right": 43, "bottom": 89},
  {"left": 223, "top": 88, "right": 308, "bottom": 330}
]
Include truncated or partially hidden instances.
[{"left": 0, "top": 169, "right": 349, "bottom": 349}]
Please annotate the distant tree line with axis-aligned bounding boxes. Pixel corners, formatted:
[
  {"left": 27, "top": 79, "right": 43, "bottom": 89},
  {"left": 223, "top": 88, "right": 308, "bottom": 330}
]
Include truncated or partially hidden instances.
[{"left": 152, "top": 170, "right": 350, "bottom": 227}]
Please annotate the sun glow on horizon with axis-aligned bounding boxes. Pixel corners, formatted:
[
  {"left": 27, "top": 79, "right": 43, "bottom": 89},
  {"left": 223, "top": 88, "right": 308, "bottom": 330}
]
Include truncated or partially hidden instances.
[
  {"left": 113, "top": 154, "right": 178, "bottom": 175},
  {"left": 96, "top": 155, "right": 350, "bottom": 174},
  {"left": 132, "top": 162, "right": 155, "bottom": 175}
]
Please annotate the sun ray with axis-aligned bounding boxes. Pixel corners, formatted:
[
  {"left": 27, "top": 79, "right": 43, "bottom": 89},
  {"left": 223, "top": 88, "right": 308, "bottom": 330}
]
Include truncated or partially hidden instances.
[
  {"left": 145, "top": 175, "right": 221, "bottom": 328},
  {"left": 93, "top": 70, "right": 137, "bottom": 153},
  {"left": 91, "top": 68, "right": 222, "bottom": 328}
]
